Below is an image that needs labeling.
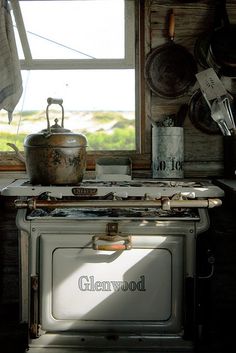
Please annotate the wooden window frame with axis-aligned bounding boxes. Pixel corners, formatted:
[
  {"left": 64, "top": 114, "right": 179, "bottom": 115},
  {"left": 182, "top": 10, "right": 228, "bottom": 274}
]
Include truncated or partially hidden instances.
[{"left": 0, "top": 0, "right": 150, "bottom": 172}]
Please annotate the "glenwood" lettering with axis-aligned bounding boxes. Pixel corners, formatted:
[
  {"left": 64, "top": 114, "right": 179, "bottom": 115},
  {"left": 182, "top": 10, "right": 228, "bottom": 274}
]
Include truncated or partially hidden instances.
[{"left": 78, "top": 275, "right": 146, "bottom": 292}]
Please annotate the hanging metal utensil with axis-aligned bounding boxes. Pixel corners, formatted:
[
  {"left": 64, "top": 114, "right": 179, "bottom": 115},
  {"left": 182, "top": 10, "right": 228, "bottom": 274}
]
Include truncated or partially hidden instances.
[
  {"left": 217, "top": 96, "right": 236, "bottom": 130},
  {"left": 196, "top": 68, "right": 228, "bottom": 104},
  {"left": 196, "top": 68, "right": 236, "bottom": 135},
  {"left": 211, "top": 99, "right": 231, "bottom": 136}
]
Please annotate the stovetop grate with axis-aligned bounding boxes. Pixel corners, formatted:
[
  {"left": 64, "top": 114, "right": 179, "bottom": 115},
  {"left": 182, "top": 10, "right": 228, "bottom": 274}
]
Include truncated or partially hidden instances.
[{"left": 27, "top": 206, "right": 200, "bottom": 220}]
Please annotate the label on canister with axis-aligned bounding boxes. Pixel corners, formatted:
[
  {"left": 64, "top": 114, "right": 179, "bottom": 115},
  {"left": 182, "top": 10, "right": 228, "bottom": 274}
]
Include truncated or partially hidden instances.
[{"left": 152, "top": 127, "right": 184, "bottom": 178}]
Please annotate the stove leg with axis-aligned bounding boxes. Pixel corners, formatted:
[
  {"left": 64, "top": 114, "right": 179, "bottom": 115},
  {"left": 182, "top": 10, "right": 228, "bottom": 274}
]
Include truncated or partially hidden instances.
[{"left": 30, "top": 275, "right": 40, "bottom": 338}]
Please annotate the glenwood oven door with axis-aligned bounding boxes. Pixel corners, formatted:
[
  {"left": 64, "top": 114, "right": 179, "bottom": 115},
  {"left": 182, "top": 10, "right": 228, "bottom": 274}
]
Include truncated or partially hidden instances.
[
  {"left": 39, "top": 232, "right": 183, "bottom": 333},
  {"left": 17, "top": 211, "right": 203, "bottom": 351}
]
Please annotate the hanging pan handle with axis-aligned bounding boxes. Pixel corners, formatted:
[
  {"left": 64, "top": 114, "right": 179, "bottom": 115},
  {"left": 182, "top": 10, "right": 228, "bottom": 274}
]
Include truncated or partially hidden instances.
[{"left": 169, "top": 9, "right": 175, "bottom": 41}]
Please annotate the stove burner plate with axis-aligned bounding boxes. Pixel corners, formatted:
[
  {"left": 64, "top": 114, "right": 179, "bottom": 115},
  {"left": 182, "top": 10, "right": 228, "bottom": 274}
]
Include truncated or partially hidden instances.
[
  {"left": 27, "top": 207, "right": 200, "bottom": 220},
  {"left": 19, "top": 179, "right": 204, "bottom": 188}
]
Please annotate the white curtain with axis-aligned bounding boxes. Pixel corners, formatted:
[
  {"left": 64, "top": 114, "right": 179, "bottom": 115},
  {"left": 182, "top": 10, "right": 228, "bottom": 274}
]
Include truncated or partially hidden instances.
[{"left": 0, "top": 0, "right": 22, "bottom": 123}]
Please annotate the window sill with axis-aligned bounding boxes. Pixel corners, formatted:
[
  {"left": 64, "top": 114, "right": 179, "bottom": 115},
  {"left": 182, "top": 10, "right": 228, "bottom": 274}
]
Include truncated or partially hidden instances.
[{"left": 0, "top": 151, "right": 151, "bottom": 172}]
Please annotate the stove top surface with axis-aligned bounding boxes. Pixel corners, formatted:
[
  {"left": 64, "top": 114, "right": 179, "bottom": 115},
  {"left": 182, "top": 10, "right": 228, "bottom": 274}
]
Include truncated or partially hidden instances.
[
  {"left": 27, "top": 206, "right": 200, "bottom": 220},
  {"left": 1, "top": 178, "right": 225, "bottom": 198}
]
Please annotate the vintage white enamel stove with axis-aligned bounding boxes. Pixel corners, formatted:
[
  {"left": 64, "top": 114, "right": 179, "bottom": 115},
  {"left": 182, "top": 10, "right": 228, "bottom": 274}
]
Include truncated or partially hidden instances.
[{"left": 2, "top": 178, "right": 224, "bottom": 352}]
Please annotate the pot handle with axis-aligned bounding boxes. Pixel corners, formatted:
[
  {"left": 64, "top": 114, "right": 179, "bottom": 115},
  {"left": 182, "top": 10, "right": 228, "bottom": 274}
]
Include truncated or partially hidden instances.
[{"left": 46, "top": 97, "right": 64, "bottom": 132}]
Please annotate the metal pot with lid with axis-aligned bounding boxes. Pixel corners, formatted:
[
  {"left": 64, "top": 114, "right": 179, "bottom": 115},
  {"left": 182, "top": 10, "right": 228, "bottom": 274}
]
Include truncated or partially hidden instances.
[{"left": 24, "top": 98, "right": 87, "bottom": 185}]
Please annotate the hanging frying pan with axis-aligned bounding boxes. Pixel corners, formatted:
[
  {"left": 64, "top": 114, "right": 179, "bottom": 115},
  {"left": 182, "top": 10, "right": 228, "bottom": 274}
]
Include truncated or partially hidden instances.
[
  {"left": 189, "top": 88, "right": 236, "bottom": 134},
  {"left": 209, "top": 0, "right": 236, "bottom": 76},
  {"left": 145, "top": 10, "right": 198, "bottom": 99},
  {"left": 188, "top": 89, "right": 221, "bottom": 135},
  {"left": 194, "top": 1, "right": 222, "bottom": 70},
  {"left": 194, "top": 0, "right": 236, "bottom": 77}
]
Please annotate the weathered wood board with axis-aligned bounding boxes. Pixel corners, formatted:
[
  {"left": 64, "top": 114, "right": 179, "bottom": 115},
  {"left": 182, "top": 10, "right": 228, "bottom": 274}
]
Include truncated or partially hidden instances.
[{"left": 145, "top": 0, "right": 236, "bottom": 177}]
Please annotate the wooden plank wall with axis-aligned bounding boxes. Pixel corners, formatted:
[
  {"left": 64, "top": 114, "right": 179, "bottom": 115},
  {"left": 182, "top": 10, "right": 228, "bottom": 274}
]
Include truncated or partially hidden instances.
[
  {"left": 0, "top": 197, "right": 29, "bottom": 351},
  {"left": 145, "top": 0, "right": 236, "bottom": 177},
  {"left": 0, "top": 198, "right": 19, "bottom": 318}
]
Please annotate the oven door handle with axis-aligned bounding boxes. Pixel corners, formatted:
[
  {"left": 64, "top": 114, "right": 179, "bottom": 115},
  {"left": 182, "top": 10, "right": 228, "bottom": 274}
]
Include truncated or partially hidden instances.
[{"left": 92, "top": 235, "right": 132, "bottom": 251}]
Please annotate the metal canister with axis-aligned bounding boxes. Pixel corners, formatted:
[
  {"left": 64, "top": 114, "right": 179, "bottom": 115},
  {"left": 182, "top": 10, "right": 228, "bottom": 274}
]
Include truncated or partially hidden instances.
[{"left": 152, "top": 127, "right": 184, "bottom": 178}]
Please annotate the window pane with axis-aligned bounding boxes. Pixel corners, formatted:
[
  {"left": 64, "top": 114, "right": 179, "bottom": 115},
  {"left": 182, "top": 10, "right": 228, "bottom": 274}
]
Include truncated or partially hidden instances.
[
  {"left": 18, "top": 0, "right": 125, "bottom": 60},
  {"left": 0, "top": 69, "right": 135, "bottom": 151}
]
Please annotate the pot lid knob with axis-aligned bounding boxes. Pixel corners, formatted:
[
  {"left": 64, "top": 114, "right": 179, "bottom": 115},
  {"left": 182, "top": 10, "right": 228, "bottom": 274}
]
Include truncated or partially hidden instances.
[
  {"left": 51, "top": 118, "right": 60, "bottom": 128},
  {"left": 49, "top": 118, "right": 71, "bottom": 133}
]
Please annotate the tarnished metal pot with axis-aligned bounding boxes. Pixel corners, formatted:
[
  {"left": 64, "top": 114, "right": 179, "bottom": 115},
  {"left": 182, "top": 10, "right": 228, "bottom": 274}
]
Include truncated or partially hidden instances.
[{"left": 24, "top": 98, "right": 87, "bottom": 185}]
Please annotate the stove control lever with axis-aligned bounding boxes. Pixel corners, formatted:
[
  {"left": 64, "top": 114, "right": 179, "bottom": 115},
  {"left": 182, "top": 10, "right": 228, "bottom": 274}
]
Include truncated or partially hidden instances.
[
  {"left": 38, "top": 191, "right": 63, "bottom": 199},
  {"left": 144, "top": 193, "right": 161, "bottom": 200},
  {"left": 47, "top": 191, "right": 63, "bottom": 199},
  {"left": 180, "top": 192, "right": 196, "bottom": 199},
  {"left": 113, "top": 192, "right": 128, "bottom": 200},
  {"left": 162, "top": 197, "right": 171, "bottom": 210}
]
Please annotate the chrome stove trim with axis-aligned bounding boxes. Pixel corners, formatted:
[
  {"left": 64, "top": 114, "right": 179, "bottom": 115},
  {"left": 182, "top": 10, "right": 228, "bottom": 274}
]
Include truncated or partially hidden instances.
[
  {"left": 1, "top": 178, "right": 225, "bottom": 198},
  {"left": 14, "top": 197, "right": 222, "bottom": 210}
]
